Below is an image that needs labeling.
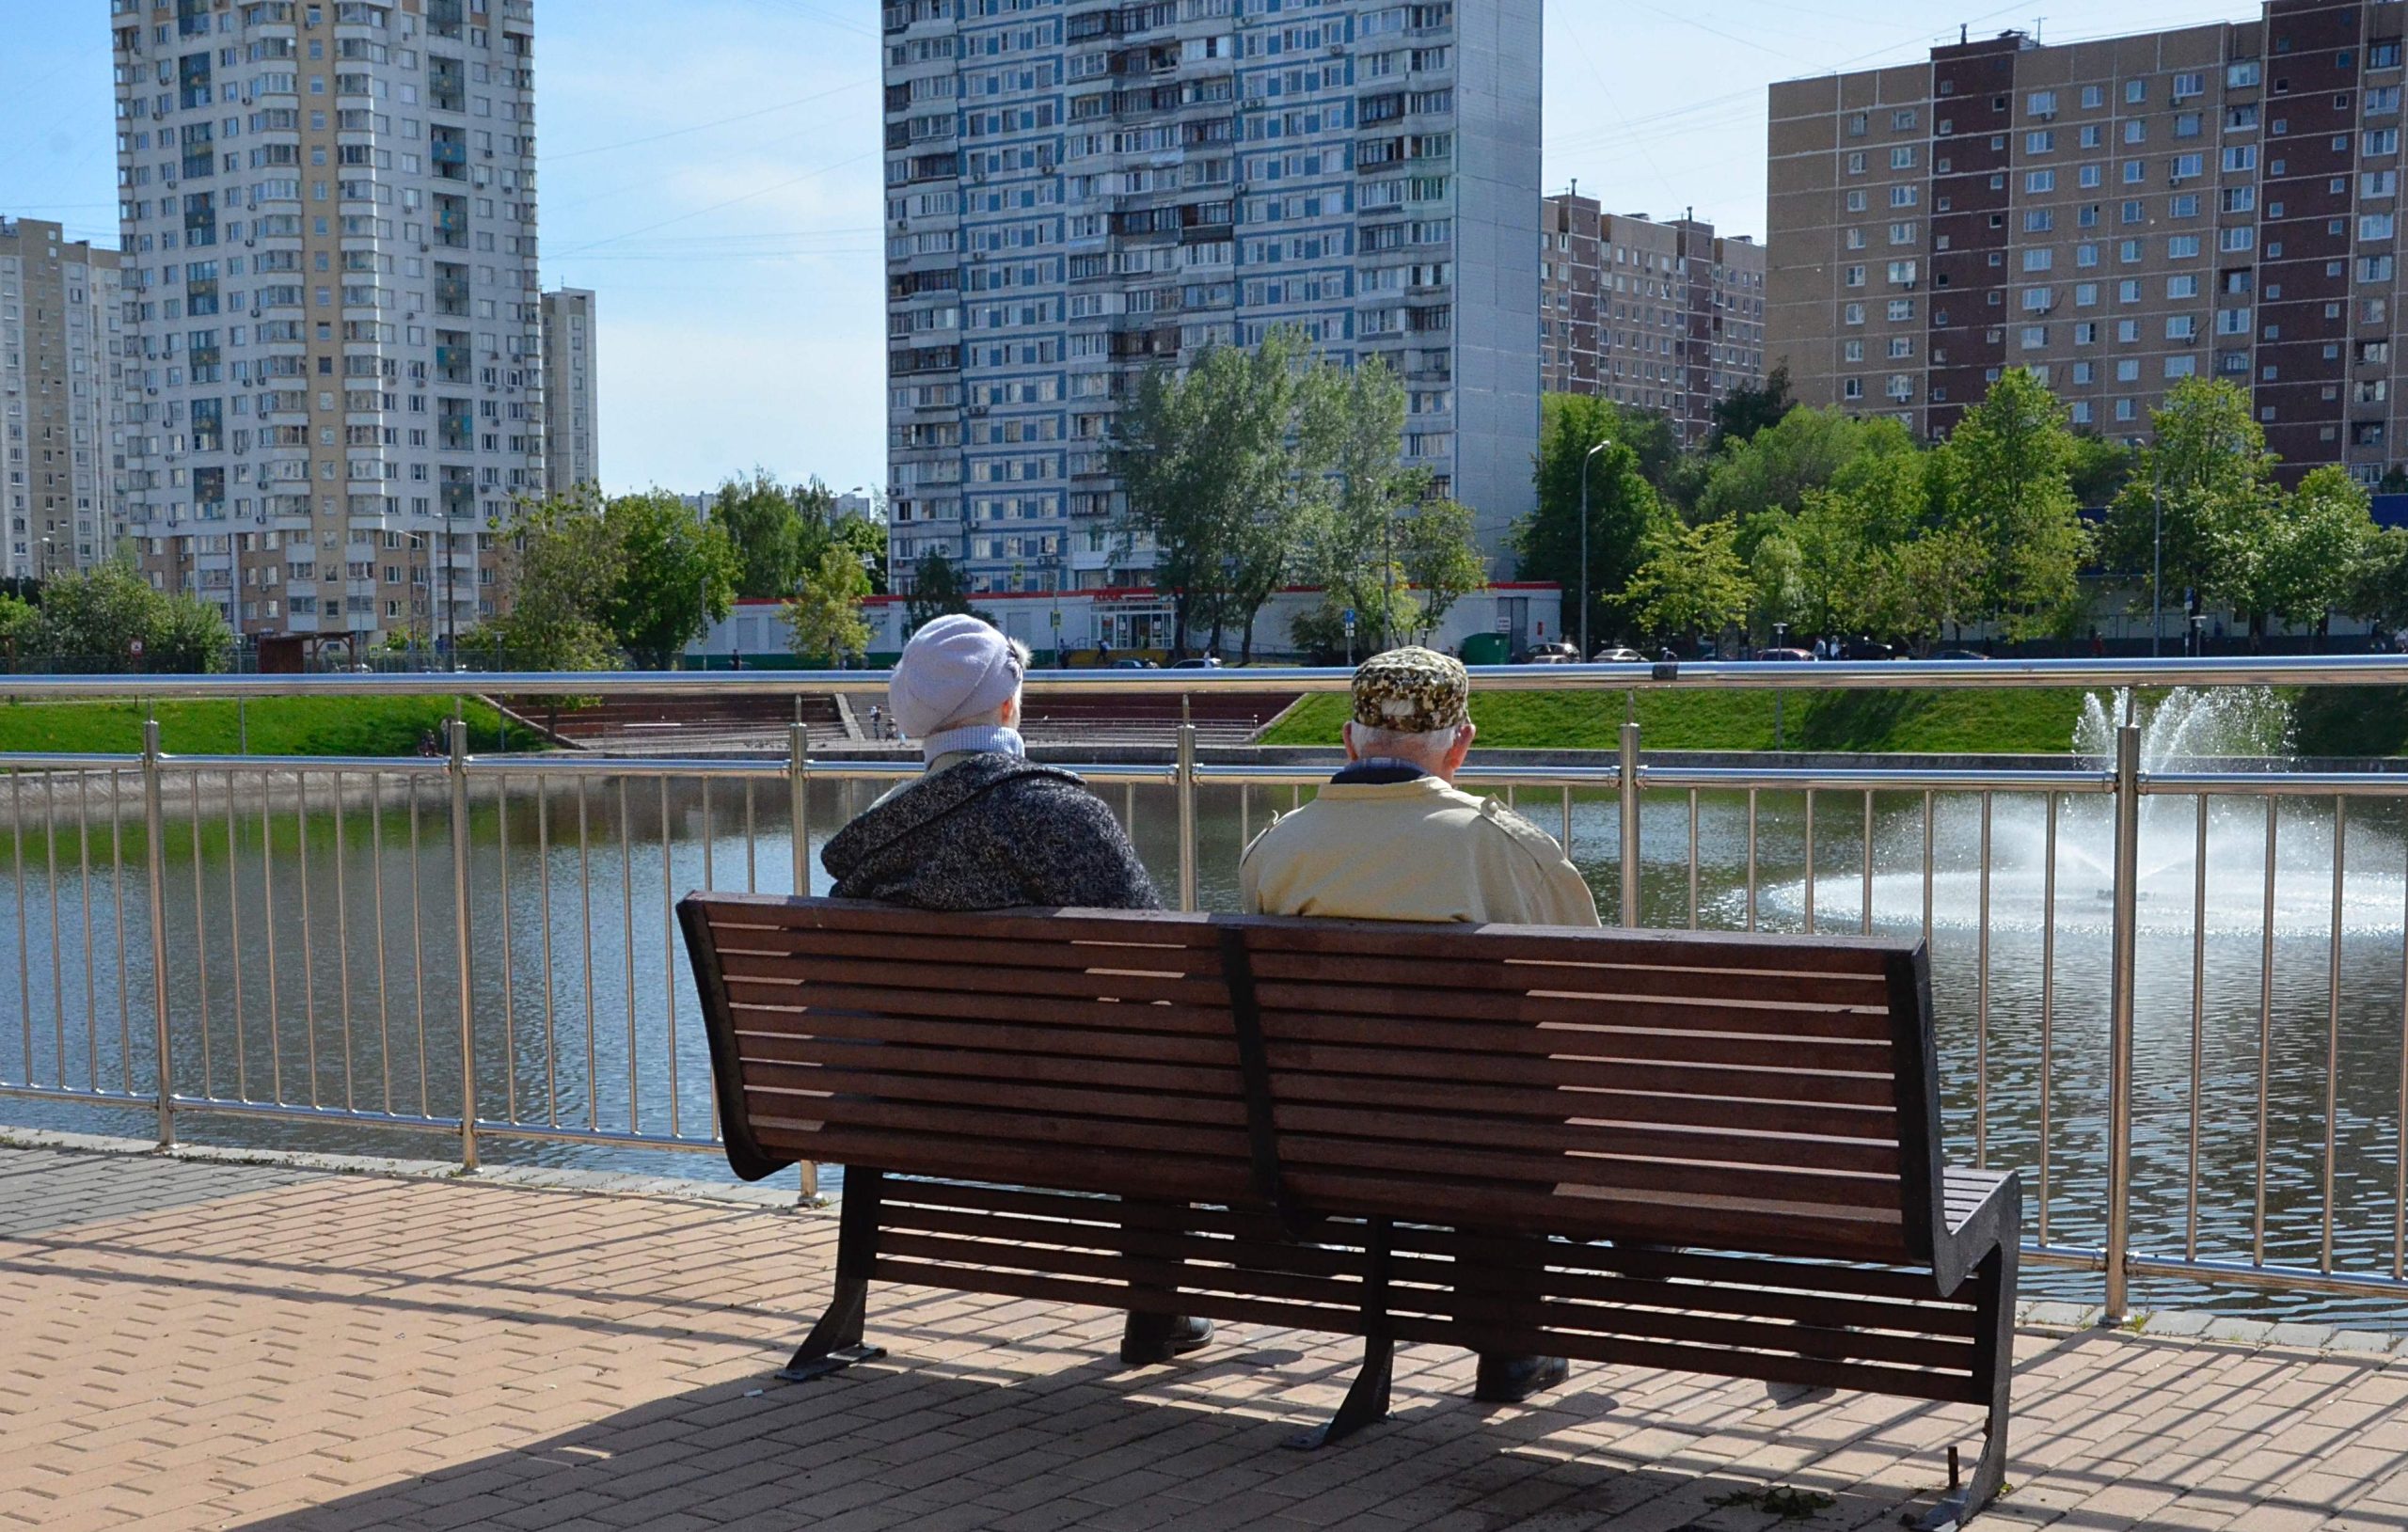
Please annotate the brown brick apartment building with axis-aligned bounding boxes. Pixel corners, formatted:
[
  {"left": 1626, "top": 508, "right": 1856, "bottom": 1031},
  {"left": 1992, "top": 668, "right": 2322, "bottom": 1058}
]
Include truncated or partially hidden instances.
[
  {"left": 1541, "top": 194, "right": 1767, "bottom": 444},
  {"left": 1769, "top": 2, "right": 2408, "bottom": 480}
]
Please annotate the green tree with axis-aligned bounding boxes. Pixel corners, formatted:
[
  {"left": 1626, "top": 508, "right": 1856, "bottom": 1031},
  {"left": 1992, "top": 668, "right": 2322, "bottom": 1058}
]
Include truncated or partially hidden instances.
[
  {"left": 1744, "top": 516, "right": 1808, "bottom": 642},
  {"left": 832, "top": 510, "right": 891, "bottom": 595},
  {"left": 1516, "top": 394, "right": 1667, "bottom": 650},
  {"left": 1297, "top": 354, "right": 1427, "bottom": 652},
  {"left": 1789, "top": 446, "right": 1941, "bottom": 639},
  {"left": 1703, "top": 361, "right": 1796, "bottom": 453},
  {"left": 2100, "top": 378, "right": 2280, "bottom": 637},
  {"left": 2348, "top": 527, "right": 2408, "bottom": 633},
  {"left": 784, "top": 545, "right": 874, "bottom": 663},
  {"left": 0, "top": 593, "right": 35, "bottom": 666},
  {"left": 903, "top": 550, "right": 979, "bottom": 634},
  {"left": 2258, "top": 466, "right": 2376, "bottom": 640},
  {"left": 599, "top": 491, "right": 739, "bottom": 668},
  {"left": 709, "top": 471, "right": 844, "bottom": 600},
  {"left": 1396, "top": 498, "right": 1489, "bottom": 642},
  {"left": 1935, "top": 369, "right": 2089, "bottom": 638},
  {"left": 465, "top": 489, "right": 626, "bottom": 671},
  {"left": 1114, "top": 326, "right": 1323, "bottom": 658},
  {"left": 23, "top": 563, "right": 234, "bottom": 672},
  {"left": 1693, "top": 405, "right": 1914, "bottom": 525},
  {"left": 2068, "top": 433, "right": 2137, "bottom": 507},
  {"left": 1624, "top": 517, "right": 1752, "bottom": 649}
]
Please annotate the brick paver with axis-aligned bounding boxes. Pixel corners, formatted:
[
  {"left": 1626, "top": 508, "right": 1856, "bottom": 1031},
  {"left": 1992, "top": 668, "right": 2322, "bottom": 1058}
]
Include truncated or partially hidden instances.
[{"left": 2, "top": 1144, "right": 2405, "bottom": 1530}]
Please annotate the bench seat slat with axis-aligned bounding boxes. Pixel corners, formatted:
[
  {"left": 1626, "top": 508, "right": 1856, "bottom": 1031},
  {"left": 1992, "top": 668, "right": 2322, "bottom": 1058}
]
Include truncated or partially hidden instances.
[
  {"left": 739, "top": 1061, "right": 1252, "bottom": 1128},
  {"left": 720, "top": 950, "right": 1226, "bottom": 1007},
  {"left": 1259, "top": 1005, "right": 1893, "bottom": 1075},
  {"left": 728, "top": 1038, "right": 1244, "bottom": 1097},
  {"left": 725, "top": 1009, "right": 1241, "bottom": 1066},
  {"left": 745, "top": 1091, "right": 1253, "bottom": 1161},
  {"left": 1267, "top": 1069, "right": 1897, "bottom": 1141},
  {"left": 719, "top": 902, "right": 1224, "bottom": 949},
  {"left": 722, "top": 981, "right": 1233, "bottom": 1035},
  {"left": 1249, "top": 982, "right": 1894, "bottom": 1038},
  {"left": 1269, "top": 1102, "right": 1902, "bottom": 1177},
  {"left": 1273, "top": 1130, "right": 1904, "bottom": 1212},
  {"left": 1390, "top": 1224, "right": 1967, "bottom": 1303},
  {"left": 1263, "top": 1030, "right": 1896, "bottom": 1110},
  {"left": 1236, "top": 920, "right": 1898, "bottom": 975},
  {"left": 722, "top": 926, "right": 1227, "bottom": 977},
  {"left": 1243, "top": 951, "right": 1891, "bottom": 1010},
  {"left": 883, "top": 1203, "right": 1380, "bottom": 1281},
  {"left": 744, "top": 1126, "right": 1252, "bottom": 1205},
  {"left": 1385, "top": 1316, "right": 1988, "bottom": 1405},
  {"left": 879, "top": 1230, "right": 1376, "bottom": 1310},
  {"left": 871, "top": 1258, "right": 1372, "bottom": 1335},
  {"left": 1379, "top": 1253, "right": 1980, "bottom": 1337}
]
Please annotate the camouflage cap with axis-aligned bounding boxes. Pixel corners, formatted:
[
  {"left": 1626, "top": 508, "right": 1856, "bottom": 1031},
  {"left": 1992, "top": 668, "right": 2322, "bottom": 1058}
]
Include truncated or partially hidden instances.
[{"left": 1350, "top": 646, "right": 1471, "bottom": 734}]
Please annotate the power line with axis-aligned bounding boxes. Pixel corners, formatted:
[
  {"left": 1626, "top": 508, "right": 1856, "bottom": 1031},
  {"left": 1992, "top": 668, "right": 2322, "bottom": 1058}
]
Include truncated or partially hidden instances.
[{"left": 546, "top": 80, "right": 871, "bottom": 162}]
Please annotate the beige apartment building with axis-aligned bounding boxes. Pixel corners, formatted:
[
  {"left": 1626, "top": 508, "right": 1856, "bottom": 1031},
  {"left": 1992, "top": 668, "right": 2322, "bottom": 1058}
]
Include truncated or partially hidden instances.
[
  {"left": 113, "top": 0, "right": 542, "bottom": 656},
  {"left": 1770, "top": 2, "right": 2408, "bottom": 481},
  {"left": 0, "top": 219, "right": 127, "bottom": 580},
  {"left": 539, "top": 286, "right": 594, "bottom": 496},
  {"left": 1540, "top": 195, "right": 1767, "bottom": 444}
]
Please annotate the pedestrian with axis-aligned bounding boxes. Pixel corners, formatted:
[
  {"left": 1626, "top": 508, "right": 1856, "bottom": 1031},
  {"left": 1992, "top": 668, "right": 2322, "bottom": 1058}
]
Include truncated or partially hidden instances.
[
  {"left": 817, "top": 615, "right": 1204, "bottom": 1366},
  {"left": 1240, "top": 646, "right": 1596, "bottom": 1405}
]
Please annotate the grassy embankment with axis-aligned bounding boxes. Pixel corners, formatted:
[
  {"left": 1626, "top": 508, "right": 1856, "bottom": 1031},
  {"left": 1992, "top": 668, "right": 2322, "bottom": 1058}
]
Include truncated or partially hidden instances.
[
  {"left": 1262, "top": 686, "right": 2408, "bottom": 756},
  {"left": 0, "top": 696, "right": 543, "bottom": 755}
]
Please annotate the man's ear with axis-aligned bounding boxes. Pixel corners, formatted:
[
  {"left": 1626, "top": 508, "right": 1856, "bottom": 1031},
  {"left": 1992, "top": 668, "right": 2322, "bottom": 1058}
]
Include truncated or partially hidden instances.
[
  {"left": 1341, "top": 720, "right": 1363, "bottom": 762},
  {"left": 1446, "top": 722, "right": 1477, "bottom": 773}
]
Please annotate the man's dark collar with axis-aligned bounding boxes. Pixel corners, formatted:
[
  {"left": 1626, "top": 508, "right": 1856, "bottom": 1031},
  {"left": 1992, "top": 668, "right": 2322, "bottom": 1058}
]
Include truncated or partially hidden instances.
[{"left": 1332, "top": 758, "right": 1433, "bottom": 786}]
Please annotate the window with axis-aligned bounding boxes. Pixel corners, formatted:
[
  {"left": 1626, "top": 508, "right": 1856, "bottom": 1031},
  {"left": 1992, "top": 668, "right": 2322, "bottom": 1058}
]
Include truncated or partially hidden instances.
[
  {"left": 2077, "top": 243, "right": 2100, "bottom": 267},
  {"left": 2117, "top": 318, "right": 2141, "bottom": 342},
  {"left": 2027, "top": 130, "right": 2057, "bottom": 153},
  {"left": 1846, "top": 227, "right": 1869, "bottom": 249},
  {"left": 2227, "top": 59, "right": 2262, "bottom": 88},
  {"left": 2075, "top": 284, "right": 2099, "bottom": 308},
  {"left": 2228, "top": 103, "right": 2260, "bottom": 130},
  {"left": 2375, "top": 41, "right": 2404, "bottom": 71},
  {"left": 2082, "top": 85, "right": 2106, "bottom": 109},
  {"left": 2364, "top": 213, "right": 2398, "bottom": 242},
  {"left": 2221, "top": 227, "right": 2258, "bottom": 252},
  {"left": 2025, "top": 169, "right": 2056, "bottom": 194},
  {"left": 2223, "top": 144, "right": 2260, "bottom": 174},
  {"left": 2080, "top": 164, "right": 2103, "bottom": 189},
  {"left": 2223, "top": 185, "right": 2258, "bottom": 213},
  {"left": 2126, "top": 79, "right": 2147, "bottom": 105},
  {"left": 1846, "top": 151, "right": 1867, "bottom": 174},
  {"left": 2166, "top": 312, "right": 2198, "bottom": 337},
  {"left": 2075, "top": 322, "right": 2099, "bottom": 344},
  {"left": 2020, "top": 325, "right": 2049, "bottom": 350},
  {"left": 1893, "top": 108, "right": 1919, "bottom": 132},
  {"left": 1891, "top": 146, "right": 1917, "bottom": 170},
  {"left": 2023, "top": 286, "right": 2055, "bottom": 310},
  {"left": 1887, "top": 261, "right": 1918, "bottom": 285},
  {"left": 1888, "top": 336, "right": 1914, "bottom": 358},
  {"left": 2073, "top": 361, "right": 2096, "bottom": 384},
  {"left": 2124, "top": 160, "right": 2147, "bottom": 184},
  {"left": 1843, "top": 377, "right": 1864, "bottom": 400},
  {"left": 2368, "top": 128, "right": 2400, "bottom": 156},
  {"left": 2173, "top": 71, "right": 2205, "bottom": 100},
  {"left": 2165, "top": 355, "right": 2196, "bottom": 379},
  {"left": 2364, "top": 170, "right": 2399, "bottom": 197},
  {"left": 2119, "top": 279, "right": 2142, "bottom": 304},
  {"left": 2121, "top": 199, "right": 2146, "bottom": 224},
  {"left": 1844, "top": 302, "right": 1865, "bottom": 325},
  {"left": 1887, "top": 298, "right": 1916, "bottom": 321},
  {"left": 1845, "top": 189, "right": 1869, "bottom": 213},
  {"left": 1843, "top": 339, "right": 1864, "bottom": 362},
  {"left": 2119, "top": 239, "right": 2143, "bottom": 263},
  {"left": 2116, "top": 357, "right": 2142, "bottom": 382},
  {"left": 2361, "top": 254, "right": 2397, "bottom": 283},
  {"left": 2167, "top": 235, "right": 2201, "bottom": 259},
  {"left": 2029, "top": 89, "right": 2058, "bottom": 117},
  {"left": 1890, "top": 221, "right": 1917, "bottom": 245},
  {"left": 1890, "top": 184, "right": 1919, "bottom": 208},
  {"left": 2175, "top": 112, "right": 2204, "bottom": 139},
  {"left": 1846, "top": 264, "right": 1866, "bottom": 287},
  {"left": 2023, "top": 247, "right": 2054, "bottom": 272},
  {"left": 2024, "top": 209, "right": 2055, "bottom": 232},
  {"left": 1847, "top": 112, "right": 1869, "bottom": 136},
  {"left": 2126, "top": 119, "right": 2148, "bottom": 145},
  {"left": 2081, "top": 123, "right": 2104, "bottom": 150}
]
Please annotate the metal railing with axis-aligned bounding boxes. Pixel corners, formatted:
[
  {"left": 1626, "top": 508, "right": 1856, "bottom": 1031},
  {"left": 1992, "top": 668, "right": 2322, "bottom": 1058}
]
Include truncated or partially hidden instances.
[{"left": 8, "top": 658, "right": 2408, "bottom": 1319}]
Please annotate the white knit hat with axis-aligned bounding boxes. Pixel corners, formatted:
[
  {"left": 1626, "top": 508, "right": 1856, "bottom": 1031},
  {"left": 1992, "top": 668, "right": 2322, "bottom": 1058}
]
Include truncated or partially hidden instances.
[{"left": 888, "top": 615, "right": 1026, "bottom": 739}]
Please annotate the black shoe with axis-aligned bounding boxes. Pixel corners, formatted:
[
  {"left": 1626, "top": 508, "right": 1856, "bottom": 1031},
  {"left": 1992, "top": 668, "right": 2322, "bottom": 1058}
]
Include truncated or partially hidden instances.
[
  {"left": 1473, "top": 1353, "right": 1569, "bottom": 1403},
  {"left": 1119, "top": 1314, "right": 1213, "bottom": 1365}
]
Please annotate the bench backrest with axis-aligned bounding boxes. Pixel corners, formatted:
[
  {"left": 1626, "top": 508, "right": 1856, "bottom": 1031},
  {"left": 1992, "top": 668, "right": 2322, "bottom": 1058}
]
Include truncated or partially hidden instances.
[{"left": 683, "top": 895, "right": 1943, "bottom": 1268}]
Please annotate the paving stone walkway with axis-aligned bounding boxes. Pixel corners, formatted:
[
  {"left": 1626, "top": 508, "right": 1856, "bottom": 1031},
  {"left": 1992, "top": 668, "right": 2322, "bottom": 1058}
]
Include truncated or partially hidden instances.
[{"left": 4, "top": 1143, "right": 2408, "bottom": 1531}]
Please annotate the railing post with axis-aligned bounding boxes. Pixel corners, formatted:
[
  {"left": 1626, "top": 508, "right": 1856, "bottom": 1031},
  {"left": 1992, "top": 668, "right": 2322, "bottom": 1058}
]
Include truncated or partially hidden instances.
[
  {"left": 789, "top": 723, "right": 812, "bottom": 897},
  {"left": 787, "top": 721, "right": 819, "bottom": 1205},
  {"left": 2103, "top": 715, "right": 2142, "bottom": 1322},
  {"left": 1618, "top": 716, "right": 1642, "bottom": 928},
  {"left": 142, "top": 719, "right": 174, "bottom": 1148},
  {"left": 449, "top": 719, "right": 478, "bottom": 1171},
  {"left": 1176, "top": 711, "right": 1198, "bottom": 913}
]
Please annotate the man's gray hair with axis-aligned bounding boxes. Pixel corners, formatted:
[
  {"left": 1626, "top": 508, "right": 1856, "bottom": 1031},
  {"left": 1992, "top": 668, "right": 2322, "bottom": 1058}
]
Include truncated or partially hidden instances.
[{"left": 1346, "top": 720, "right": 1467, "bottom": 769}]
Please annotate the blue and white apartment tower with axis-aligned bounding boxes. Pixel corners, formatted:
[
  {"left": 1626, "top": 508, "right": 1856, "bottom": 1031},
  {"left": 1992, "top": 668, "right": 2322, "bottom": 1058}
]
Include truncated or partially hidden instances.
[{"left": 882, "top": 0, "right": 1543, "bottom": 597}]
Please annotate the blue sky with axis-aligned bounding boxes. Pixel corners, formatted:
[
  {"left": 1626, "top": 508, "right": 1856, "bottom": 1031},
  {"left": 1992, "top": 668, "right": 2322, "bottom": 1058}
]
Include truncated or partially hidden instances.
[{"left": 0, "top": 1, "right": 2257, "bottom": 498}]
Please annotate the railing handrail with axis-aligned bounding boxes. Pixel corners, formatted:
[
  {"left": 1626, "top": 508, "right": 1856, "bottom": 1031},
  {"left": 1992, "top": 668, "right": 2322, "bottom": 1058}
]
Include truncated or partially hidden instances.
[{"left": 8, "top": 653, "right": 2408, "bottom": 700}]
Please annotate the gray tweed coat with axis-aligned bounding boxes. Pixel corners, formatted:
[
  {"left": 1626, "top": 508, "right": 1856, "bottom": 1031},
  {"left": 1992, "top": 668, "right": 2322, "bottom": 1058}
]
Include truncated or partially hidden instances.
[{"left": 820, "top": 752, "right": 1161, "bottom": 912}]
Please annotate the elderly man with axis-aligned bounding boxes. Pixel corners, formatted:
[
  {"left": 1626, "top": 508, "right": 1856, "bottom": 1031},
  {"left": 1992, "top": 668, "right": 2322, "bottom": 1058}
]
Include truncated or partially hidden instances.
[{"left": 1240, "top": 645, "right": 1599, "bottom": 1403}]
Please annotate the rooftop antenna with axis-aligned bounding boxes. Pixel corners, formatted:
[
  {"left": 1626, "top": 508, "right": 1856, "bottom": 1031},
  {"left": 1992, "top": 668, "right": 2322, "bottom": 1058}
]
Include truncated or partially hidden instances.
[{"left": 1960, "top": 23, "right": 1968, "bottom": 44}]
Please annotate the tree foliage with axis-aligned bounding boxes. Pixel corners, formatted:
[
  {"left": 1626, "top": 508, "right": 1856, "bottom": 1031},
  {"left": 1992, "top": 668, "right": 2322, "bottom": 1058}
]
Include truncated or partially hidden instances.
[
  {"left": 1704, "top": 361, "right": 1796, "bottom": 453},
  {"left": 2100, "top": 378, "right": 2283, "bottom": 634},
  {"left": 18, "top": 563, "right": 234, "bottom": 673},
  {"left": 597, "top": 490, "right": 741, "bottom": 668},
  {"left": 467, "top": 487, "right": 738, "bottom": 670},
  {"left": 707, "top": 473, "right": 886, "bottom": 600},
  {"left": 1932, "top": 368, "right": 2090, "bottom": 637},
  {"left": 1624, "top": 518, "right": 1751, "bottom": 646},
  {"left": 1397, "top": 498, "right": 1488, "bottom": 640},
  {"left": 903, "top": 551, "right": 980, "bottom": 634},
  {"left": 1515, "top": 393, "right": 1667, "bottom": 649},
  {"left": 784, "top": 545, "right": 874, "bottom": 663}
]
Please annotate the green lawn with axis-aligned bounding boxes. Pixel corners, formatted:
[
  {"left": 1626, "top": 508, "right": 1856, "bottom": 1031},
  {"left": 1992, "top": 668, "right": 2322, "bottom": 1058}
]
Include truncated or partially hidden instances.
[
  {"left": 1262, "top": 687, "right": 2099, "bottom": 754},
  {"left": 0, "top": 696, "right": 543, "bottom": 757}
]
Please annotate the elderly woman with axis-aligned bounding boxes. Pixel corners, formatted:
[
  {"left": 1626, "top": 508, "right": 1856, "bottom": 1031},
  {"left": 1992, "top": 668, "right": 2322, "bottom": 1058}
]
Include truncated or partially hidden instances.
[
  {"left": 820, "top": 615, "right": 1206, "bottom": 1365},
  {"left": 823, "top": 614, "right": 1157, "bottom": 912}
]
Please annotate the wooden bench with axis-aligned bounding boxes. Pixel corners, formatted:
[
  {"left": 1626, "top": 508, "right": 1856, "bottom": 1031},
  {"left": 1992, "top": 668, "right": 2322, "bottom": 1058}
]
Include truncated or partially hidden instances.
[{"left": 683, "top": 894, "right": 2020, "bottom": 1530}]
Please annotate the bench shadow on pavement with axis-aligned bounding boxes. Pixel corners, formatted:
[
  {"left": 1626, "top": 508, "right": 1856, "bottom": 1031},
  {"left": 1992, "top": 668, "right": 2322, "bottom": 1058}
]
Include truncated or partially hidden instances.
[{"left": 223, "top": 1308, "right": 1974, "bottom": 1532}]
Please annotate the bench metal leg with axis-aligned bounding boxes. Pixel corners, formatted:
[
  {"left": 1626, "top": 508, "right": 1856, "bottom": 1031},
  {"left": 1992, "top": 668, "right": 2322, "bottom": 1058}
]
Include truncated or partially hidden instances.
[
  {"left": 1287, "top": 1217, "right": 1394, "bottom": 1450},
  {"left": 778, "top": 1166, "right": 888, "bottom": 1384},
  {"left": 1909, "top": 1239, "right": 2014, "bottom": 1532}
]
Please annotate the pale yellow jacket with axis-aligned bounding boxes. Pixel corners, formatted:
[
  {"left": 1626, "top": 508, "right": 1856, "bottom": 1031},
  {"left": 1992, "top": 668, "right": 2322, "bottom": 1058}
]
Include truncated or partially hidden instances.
[{"left": 1239, "top": 775, "right": 1602, "bottom": 927}]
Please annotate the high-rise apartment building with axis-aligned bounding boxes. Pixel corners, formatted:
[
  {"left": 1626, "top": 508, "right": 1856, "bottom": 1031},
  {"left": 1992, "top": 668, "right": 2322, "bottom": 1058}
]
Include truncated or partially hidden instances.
[
  {"left": 0, "top": 219, "right": 127, "bottom": 580},
  {"left": 540, "top": 287, "right": 595, "bottom": 495},
  {"left": 882, "top": 0, "right": 1542, "bottom": 594},
  {"left": 111, "top": 0, "right": 543, "bottom": 654},
  {"left": 1539, "top": 195, "right": 1768, "bottom": 444},
  {"left": 1770, "top": 3, "right": 2408, "bottom": 481}
]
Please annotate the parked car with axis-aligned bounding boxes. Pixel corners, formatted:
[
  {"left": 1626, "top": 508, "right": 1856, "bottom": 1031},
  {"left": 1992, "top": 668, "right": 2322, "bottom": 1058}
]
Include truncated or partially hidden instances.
[
  {"left": 1933, "top": 649, "right": 1990, "bottom": 661},
  {"left": 1753, "top": 647, "right": 1815, "bottom": 663},
  {"left": 1170, "top": 655, "right": 1223, "bottom": 669},
  {"left": 1519, "top": 641, "right": 1579, "bottom": 664},
  {"left": 1590, "top": 645, "right": 1645, "bottom": 663},
  {"left": 1109, "top": 657, "right": 1159, "bottom": 670},
  {"left": 1838, "top": 639, "right": 1897, "bottom": 661}
]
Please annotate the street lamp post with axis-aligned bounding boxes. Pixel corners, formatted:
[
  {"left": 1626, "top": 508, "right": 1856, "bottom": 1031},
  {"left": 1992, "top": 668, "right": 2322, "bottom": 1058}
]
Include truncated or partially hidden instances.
[
  {"left": 1579, "top": 439, "right": 1610, "bottom": 659},
  {"left": 2128, "top": 436, "right": 2163, "bottom": 657}
]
